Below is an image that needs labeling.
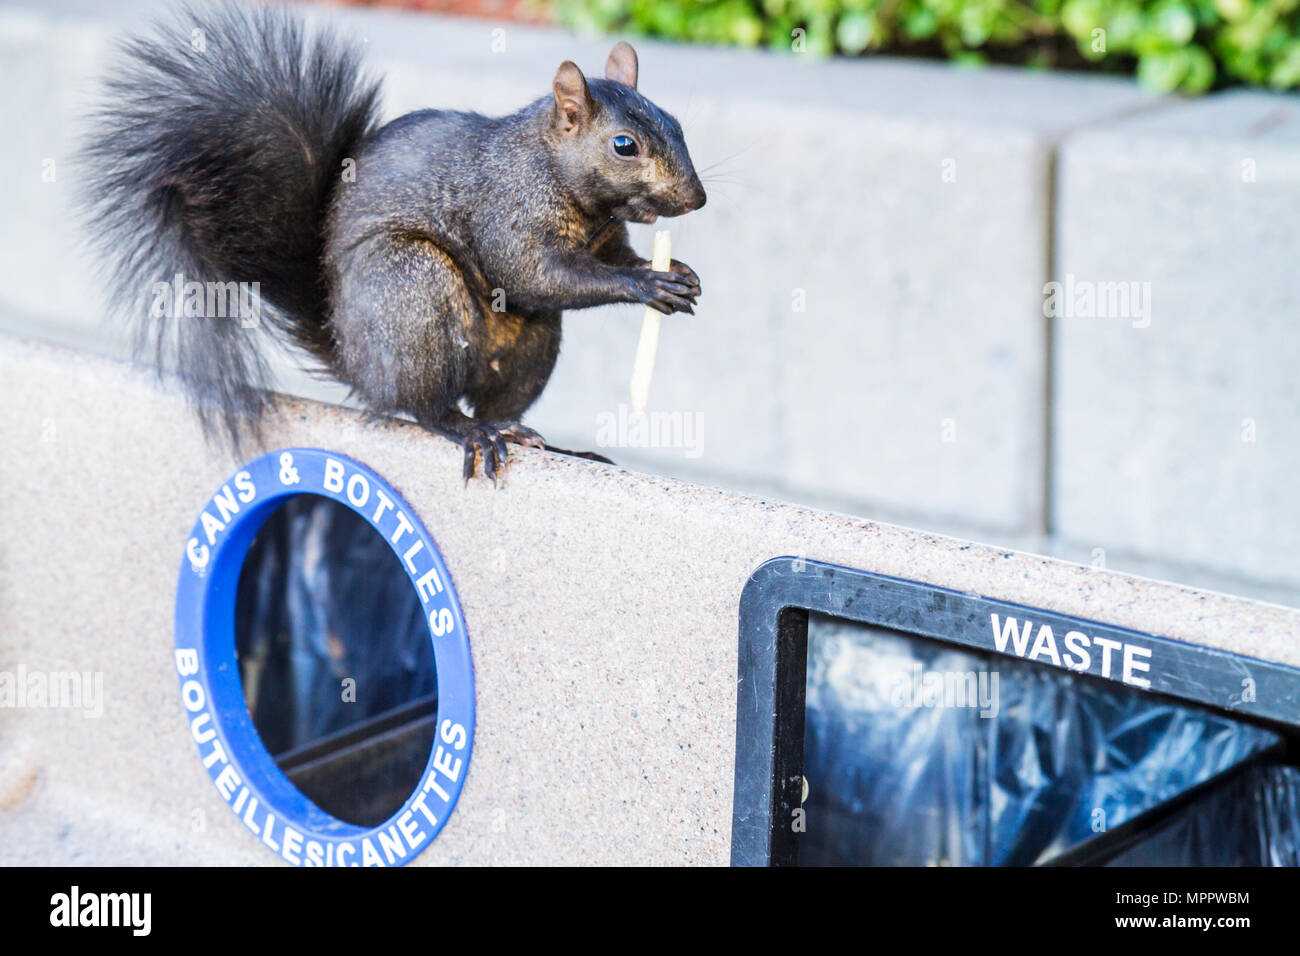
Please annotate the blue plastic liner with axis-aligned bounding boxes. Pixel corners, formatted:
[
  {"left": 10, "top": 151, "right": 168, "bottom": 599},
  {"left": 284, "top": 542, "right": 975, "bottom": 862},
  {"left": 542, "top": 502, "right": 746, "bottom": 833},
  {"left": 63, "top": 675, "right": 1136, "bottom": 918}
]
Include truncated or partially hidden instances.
[
  {"left": 799, "top": 613, "right": 1286, "bottom": 866},
  {"left": 1105, "top": 763, "right": 1300, "bottom": 866},
  {"left": 234, "top": 494, "right": 436, "bottom": 755}
]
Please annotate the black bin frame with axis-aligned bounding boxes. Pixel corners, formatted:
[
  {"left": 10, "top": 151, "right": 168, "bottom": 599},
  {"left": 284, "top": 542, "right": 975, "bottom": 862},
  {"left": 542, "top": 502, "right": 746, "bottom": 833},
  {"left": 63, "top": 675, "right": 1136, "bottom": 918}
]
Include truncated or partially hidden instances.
[{"left": 732, "top": 556, "right": 1300, "bottom": 866}]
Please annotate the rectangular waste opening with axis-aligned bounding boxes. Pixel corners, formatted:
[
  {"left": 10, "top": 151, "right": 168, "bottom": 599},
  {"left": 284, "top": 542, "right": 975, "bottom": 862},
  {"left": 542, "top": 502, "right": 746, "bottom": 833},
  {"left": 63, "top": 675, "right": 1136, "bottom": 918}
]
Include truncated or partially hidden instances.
[{"left": 734, "top": 558, "right": 1300, "bottom": 866}]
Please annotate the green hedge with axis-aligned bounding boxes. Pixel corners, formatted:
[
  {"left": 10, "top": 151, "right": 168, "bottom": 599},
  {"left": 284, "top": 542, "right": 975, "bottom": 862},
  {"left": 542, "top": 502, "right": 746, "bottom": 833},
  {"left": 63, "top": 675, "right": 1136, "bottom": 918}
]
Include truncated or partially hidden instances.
[{"left": 549, "top": 0, "right": 1300, "bottom": 93}]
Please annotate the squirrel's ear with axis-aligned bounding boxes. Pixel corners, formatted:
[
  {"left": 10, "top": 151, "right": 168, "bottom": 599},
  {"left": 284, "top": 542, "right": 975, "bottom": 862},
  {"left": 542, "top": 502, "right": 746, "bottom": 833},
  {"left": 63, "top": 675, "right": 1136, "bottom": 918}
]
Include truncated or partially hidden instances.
[
  {"left": 605, "top": 41, "right": 638, "bottom": 89},
  {"left": 553, "top": 61, "right": 592, "bottom": 135}
]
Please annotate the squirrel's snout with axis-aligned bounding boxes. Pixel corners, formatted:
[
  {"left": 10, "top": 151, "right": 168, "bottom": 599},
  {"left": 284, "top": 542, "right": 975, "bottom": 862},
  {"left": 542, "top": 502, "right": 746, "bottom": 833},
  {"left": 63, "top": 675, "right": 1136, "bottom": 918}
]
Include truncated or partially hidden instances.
[{"left": 675, "top": 175, "right": 707, "bottom": 213}]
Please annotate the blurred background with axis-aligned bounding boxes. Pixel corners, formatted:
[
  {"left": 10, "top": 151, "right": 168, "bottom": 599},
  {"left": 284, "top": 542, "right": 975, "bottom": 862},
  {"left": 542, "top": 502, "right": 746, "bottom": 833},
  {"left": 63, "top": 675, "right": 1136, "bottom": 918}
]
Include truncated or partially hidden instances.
[{"left": 2, "top": 0, "right": 1298, "bottom": 607}]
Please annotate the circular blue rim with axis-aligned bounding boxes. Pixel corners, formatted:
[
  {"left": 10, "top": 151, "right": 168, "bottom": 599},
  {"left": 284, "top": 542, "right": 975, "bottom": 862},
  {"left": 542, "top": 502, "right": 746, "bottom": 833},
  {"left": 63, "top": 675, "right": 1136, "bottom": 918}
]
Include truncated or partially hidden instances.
[{"left": 173, "top": 448, "right": 474, "bottom": 867}]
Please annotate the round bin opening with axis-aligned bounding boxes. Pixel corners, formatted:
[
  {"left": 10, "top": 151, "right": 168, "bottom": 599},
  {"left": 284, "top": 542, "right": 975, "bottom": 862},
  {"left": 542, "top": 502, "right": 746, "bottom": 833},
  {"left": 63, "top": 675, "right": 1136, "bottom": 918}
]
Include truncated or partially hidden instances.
[
  {"left": 233, "top": 493, "right": 438, "bottom": 828},
  {"left": 176, "top": 448, "right": 473, "bottom": 866}
]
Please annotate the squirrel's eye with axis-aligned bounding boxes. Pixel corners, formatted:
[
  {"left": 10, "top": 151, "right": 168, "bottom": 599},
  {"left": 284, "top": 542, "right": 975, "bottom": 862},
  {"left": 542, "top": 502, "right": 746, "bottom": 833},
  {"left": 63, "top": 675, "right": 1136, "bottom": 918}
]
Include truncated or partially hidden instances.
[{"left": 612, "top": 135, "right": 638, "bottom": 157}]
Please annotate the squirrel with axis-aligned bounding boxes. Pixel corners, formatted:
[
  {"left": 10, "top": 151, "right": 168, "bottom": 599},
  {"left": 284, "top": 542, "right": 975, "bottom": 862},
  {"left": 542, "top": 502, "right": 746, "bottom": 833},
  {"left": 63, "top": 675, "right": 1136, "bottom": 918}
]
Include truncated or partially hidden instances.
[{"left": 80, "top": 2, "right": 706, "bottom": 482}]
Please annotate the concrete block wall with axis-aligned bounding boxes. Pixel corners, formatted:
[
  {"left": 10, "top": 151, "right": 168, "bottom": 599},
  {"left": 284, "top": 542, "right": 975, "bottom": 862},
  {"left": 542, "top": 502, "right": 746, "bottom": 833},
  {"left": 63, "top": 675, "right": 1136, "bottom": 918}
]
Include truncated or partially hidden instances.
[
  {"left": 1054, "top": 91, "right": 1300, "bottom": 590},
  {"left": 1, "top": 0, "right": 1297, "bottom": 606}
]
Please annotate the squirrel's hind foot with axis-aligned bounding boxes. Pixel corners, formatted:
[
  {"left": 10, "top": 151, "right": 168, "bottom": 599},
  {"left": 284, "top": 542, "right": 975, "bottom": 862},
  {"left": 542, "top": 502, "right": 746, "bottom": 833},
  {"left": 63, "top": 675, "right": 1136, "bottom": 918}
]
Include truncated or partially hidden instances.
[{"left": 462, "top": 421, "right": 546, "bottom": 486}]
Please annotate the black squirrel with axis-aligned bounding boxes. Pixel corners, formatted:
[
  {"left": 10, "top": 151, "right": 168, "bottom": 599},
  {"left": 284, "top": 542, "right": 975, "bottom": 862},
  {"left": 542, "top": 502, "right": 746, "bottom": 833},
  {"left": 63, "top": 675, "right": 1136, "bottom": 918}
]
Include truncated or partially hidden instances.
[{"left": 80, "top": 2, "right": 705, "bottom": 482}]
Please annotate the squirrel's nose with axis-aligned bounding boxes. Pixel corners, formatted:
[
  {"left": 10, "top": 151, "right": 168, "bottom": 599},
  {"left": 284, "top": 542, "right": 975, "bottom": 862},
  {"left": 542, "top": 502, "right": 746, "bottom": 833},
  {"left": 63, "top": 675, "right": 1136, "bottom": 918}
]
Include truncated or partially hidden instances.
[{"left": 681, "top": 174, "right": 706, "bottom": 212}]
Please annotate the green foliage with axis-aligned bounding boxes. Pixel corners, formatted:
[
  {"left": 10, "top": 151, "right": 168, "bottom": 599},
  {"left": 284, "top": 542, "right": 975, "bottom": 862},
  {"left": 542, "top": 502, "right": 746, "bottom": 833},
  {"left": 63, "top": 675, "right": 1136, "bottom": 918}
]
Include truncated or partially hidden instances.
[{"left": 549, "top": 0, "right": 1300, "bottom": 92}]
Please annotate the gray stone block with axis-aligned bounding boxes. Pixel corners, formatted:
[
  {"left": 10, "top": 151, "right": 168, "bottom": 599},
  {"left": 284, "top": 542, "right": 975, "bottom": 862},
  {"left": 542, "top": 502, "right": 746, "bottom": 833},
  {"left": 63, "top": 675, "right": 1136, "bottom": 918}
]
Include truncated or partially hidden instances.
[
  {"left": 0, "top": 0, "right": 1158, "bottom": 536},
  {"left": 1054, "top": 90, "right": 1300, "bottom": 587},
  {"left": 0, "top": 12, "right": 118, "bottom": 345}
]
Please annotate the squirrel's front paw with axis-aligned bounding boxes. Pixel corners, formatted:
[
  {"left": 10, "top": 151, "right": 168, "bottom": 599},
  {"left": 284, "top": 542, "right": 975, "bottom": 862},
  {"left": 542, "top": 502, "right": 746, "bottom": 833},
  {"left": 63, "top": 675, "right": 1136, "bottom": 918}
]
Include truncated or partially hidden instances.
[
  {"left": 668, "top": 259, "right": 701, "bottom": 294},
  {"left": 631, "top": 264, "right": 700, "bottom": 315},
  {"left": 463, "top": 421, "right": 546, "bottom": 485}
]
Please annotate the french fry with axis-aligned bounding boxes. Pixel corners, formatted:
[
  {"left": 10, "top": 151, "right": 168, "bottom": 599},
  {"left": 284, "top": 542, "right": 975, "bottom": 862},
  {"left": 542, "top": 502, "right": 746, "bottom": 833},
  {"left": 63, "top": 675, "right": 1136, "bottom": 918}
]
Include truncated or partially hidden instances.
[{"left": 629, "top": 230, "right": 672, "bottom": 418}]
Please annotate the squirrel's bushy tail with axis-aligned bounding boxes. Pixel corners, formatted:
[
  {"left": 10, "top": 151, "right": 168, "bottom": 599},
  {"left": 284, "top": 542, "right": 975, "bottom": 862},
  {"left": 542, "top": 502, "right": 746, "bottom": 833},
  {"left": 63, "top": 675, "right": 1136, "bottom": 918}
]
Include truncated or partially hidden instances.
[{"left": 80, "top": 2, "right": 381, "bottom": 451}]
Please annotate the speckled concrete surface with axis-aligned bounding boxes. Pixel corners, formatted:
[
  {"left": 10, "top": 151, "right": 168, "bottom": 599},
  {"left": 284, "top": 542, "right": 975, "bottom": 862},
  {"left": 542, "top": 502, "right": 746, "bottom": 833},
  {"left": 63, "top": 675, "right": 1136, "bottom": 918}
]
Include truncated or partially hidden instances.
[{"left": 2, "top": 334, "right": 1299, "bottom": 866}]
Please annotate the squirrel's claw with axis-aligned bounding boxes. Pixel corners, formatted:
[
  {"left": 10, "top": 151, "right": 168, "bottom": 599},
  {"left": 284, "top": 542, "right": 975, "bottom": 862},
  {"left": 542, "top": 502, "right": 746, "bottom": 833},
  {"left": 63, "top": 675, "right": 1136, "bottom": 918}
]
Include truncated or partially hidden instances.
[
  {"left": 462, "top": 421, "right": 546, "bottom": 486},
  {"left": 544, "top": 445, "right": 616, "bottom": 466},
  {"left": 632, "top": 261, "right": 701, "bottom": 316},
  {"left": 668, "top": 260, "right": 701, "bottom": 293}
]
